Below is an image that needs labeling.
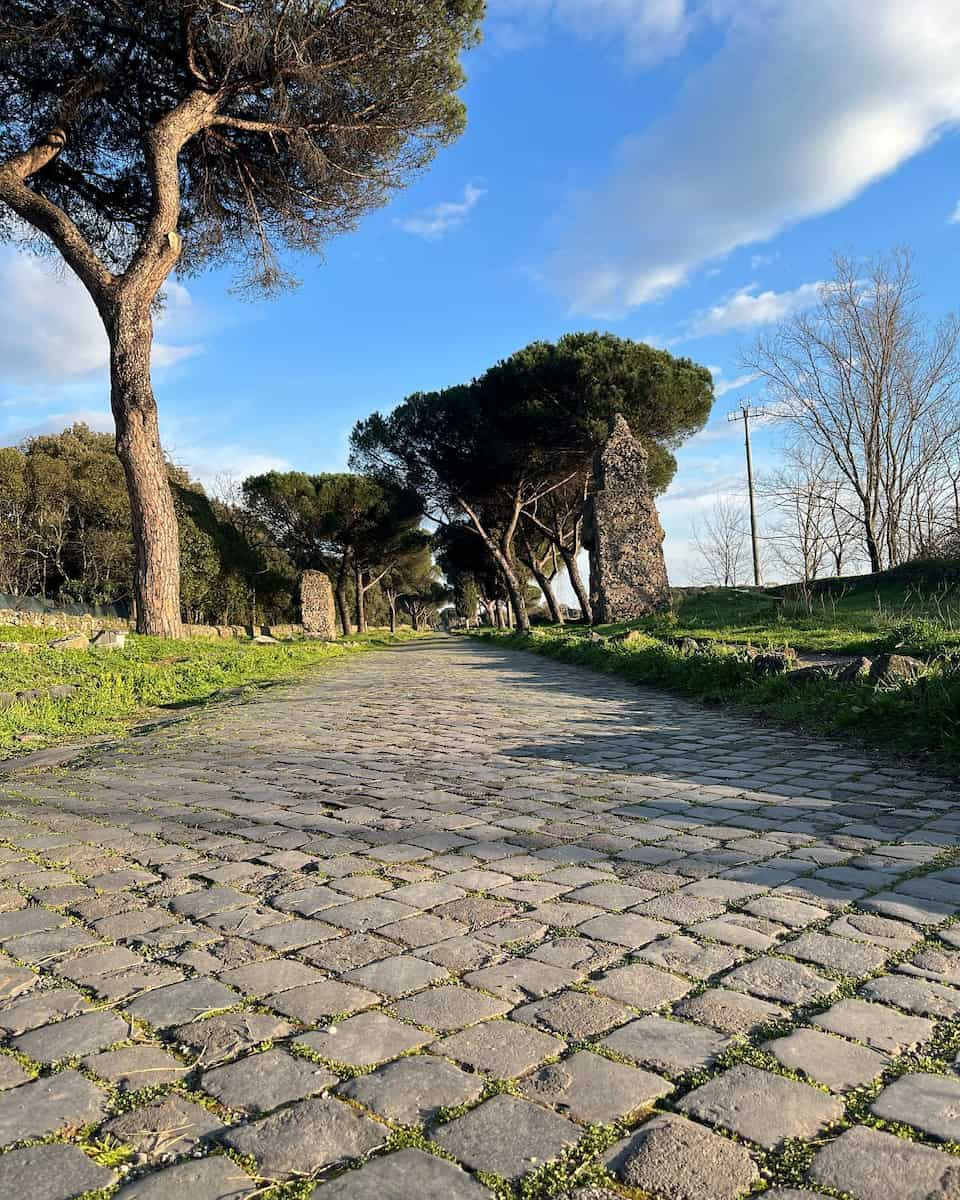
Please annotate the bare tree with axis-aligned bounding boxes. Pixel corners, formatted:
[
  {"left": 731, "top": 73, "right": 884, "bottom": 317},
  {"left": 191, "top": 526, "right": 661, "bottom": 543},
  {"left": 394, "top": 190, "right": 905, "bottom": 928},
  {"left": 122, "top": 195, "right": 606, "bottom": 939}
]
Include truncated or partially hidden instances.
[
  {"left": 758, "top": 443, "right": 864, "bottom": 581},
  {"left": 693, "top": 497, "right": 749, "bottom": 587},
  {"left": 745, "top": 249, "right": 960, "bottom": 572},
  {"left": 0, "top": 2, "right": 482, "bottom": 634}
]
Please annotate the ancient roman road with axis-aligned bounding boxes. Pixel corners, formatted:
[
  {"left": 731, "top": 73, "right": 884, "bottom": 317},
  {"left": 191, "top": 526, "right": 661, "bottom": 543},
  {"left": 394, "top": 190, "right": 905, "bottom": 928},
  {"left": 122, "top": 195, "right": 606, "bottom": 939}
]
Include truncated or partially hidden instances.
[{"left": 0, "top": 635, "right": 958, "bottom": 1200}]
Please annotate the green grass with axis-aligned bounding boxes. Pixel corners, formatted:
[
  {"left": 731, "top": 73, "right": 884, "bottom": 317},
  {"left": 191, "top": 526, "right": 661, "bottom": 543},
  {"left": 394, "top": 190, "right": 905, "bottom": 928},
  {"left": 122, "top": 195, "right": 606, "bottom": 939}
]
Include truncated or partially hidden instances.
[
  {"left": 0, "top": 625, "right": 421, "bottom": 756},
  {"left": 594, "top": 565, "right": 960, "bottom": 656},
  {"left": 473, "top": 626, "right": 960, "bottom": 768}
]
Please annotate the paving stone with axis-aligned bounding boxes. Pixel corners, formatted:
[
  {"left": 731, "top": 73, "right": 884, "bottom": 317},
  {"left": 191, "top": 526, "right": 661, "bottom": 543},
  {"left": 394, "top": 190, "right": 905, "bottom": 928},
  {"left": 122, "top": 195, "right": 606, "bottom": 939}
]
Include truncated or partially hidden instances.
[
  {"left": 602, "top": 1015, "right": 731, "bottom": 1075},
  {"left": 577, "top": 913, "right": 673, "bottom": 946},
  {"left": 202, "top": 1047, "right": 336, "bottom": 1113},
  {"left": 860, "top": 974, "right": 960, "bottom": 1018},
  {"left": 591, "top": 962, "right": 692, "bottom": 1008},
  {"left": 303, "top": 932, "right": 398, "bottom": 972},
  {"left": 463, "top": 958, "right": 580, "bottom": 1002},
  {"left": 637, "top": 934, "right": 743, "bottom": 979},
  {"left": 340, "top": 1054, "right": 482, "bottom": 1123},
  {"left": 223, "top": 1096, "right": 386, "bottom": 1180},
  {"left": 267, "top": 979, "right": 380, "bottom": 1022},
  {"left": 343, "top": 954, "right": 447, "bottom": 997},
  {"left": 786, "top": 931, "right": 887, "bottom": 975},
  {"left": 810, "top": 1124, "right": 960, "bottom": 1200},
  {"left": 674, "top": 987, "right": 785, "bottom": 1035},
  {"left": 83, "top": 1044, "right": 189, "bottom": 1090},
  {"left": 313, "top": 1147, "right": 490, "bottom": 1198},
  {"left": 870, "top": 1072, "right": 960, "bottom": 1140},
  {"left": 812, "top": 998, "right": 935, "bottom": 1053},
  {"left": 125, "top": 977, "right": 239, "bottom": 1027},
  {"left": 0, "top": 1142, "right": 116, "bottom": 1200},
  {"left": 900, "top": 946, "right": 960, "bottom": 985},
  {"left": 0, "top": 1055, "right": 31, "bottom": 1090},
  {"left": 12, "top": 1009, "right": 130, "bottom": 1063},
  {"left": 678, "top": 1063, "right": 843, "bottom": 1148},
  {"left": 174, "top": 1011, "right": 295, "bottom": 1066},
  {"left": 0, "top": 1069, "right": 106, "bottom": 1145},
  {"left": 218, "top": 958, "right": 325, "bottom": 996},
  {"left": 296, "top": 1011, "right": 430, "bottom": 1067},
  {"left": 765, "top": 1028, "right": 889, "bottom": 1092},
  {"left": 104, "top": 1094, "right": 223, "bottom": 1159},
  {"left": 604, "top": 1113, "right": 760, "bottom": 1200},
  {"left": 724, "top": 956, "right": 836, "bottom": 1005},
  {"left": 0, "top": 963, "right": 38, "bottom": 1002},
  {"left": 520, "top": 1048, "right": 672, "bottom": 1123},
  {"left": 513, "top": 989, "right": 631, "bottom": 1038},
  {"left": 432, "top": 1093, "right": 579, "bottom": 1180},
  {"left": 114, "top": 1156, "right": 254, "bottom": 1199},
  {"left": 829, "top": 911, "right": 922, "bottom": 950},
  {"left": 433, "top": 1019, "right": 565, "bottom": 1077},
  {"left": 392, "top": 985, "right": 510, "bottom": 1031}
]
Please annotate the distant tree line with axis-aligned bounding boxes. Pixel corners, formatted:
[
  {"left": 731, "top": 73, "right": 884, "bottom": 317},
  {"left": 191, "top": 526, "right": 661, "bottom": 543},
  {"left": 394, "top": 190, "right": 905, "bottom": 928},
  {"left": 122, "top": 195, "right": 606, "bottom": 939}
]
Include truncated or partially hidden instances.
[{"left": 0, "top": 331, "right": 716, "bottom": 634}]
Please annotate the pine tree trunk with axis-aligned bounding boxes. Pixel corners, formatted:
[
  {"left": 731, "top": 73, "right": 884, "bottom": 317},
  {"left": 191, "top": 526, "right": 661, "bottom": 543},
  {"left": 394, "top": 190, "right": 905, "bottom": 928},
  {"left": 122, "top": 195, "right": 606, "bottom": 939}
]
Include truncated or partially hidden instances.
[
  {"left": 335, "top": 556, "right": 352, "bottom": 636},
  {"left": 389, "top": 599, "right": 397, "bottom": 635},
  {"left": 354, "top": 563, "right": 367, "bottom": 633},
  {"left": 108, "top": 304, "right": 182, "bottom": 637},
  {"left": 532, "top": 566, "right": 563, "bottom": 625},
  {"left": 561, "top": 546, "right": 592, "bottom": 624}
]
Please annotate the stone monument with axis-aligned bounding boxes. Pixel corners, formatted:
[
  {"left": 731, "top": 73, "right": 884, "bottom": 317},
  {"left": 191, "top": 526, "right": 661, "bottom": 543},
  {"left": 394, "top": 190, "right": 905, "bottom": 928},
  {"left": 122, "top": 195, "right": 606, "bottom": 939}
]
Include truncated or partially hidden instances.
[
  {"left": 300, "top": 571, "right": 337, "bottom": 639},
  {"left": 584, "top": 415, "right": 671, "bottom": 623}
]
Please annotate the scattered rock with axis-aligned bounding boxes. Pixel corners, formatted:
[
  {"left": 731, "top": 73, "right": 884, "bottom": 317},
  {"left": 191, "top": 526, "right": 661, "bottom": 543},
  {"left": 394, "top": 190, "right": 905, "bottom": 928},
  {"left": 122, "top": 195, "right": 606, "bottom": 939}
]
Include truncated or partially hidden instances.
[
  {"left": 48, "top": 685, "right": 78, "bottom": 700},
  {"left": 869, "top": 653, "right": 925, "bottom": 686},
  {"left": 15, "top": 690, "right": 43, "bottom": 703},
  {"left": 0, "top": 642, "right": 39, "bottom": 655},
  {"left": 783, "top": 665, "right": 833, "bottom": 687},
  {"left": 838, "top": 656, "right": 872, "bottom": 682},
  {"left": 91, "top": 630, "right": 127, "bottom": 649},
  {"left": 0, "top": 693, "right": 17, "bottom": 709},
  {"left": 49, "top": 634, "right": 89, "bottom": 652},
  {"left": 678, "top": 637, "right": 700, "bottom": 654},
  {"left": 752, "top": 652, "right": 792, "bottom": 676},
  {"left": 252, "top": 634, "right": 279, "bottom": 644}
]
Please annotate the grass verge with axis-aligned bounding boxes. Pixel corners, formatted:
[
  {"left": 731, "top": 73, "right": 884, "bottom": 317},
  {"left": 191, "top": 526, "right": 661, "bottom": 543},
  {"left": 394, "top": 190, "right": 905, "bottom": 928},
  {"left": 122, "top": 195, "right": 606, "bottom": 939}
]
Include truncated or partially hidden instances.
[
  {"left": 471, "top": 627, "right": 960, "bottom": 769},
  {"left": 0, "top": 626, "right": 421, "bottom": 757}
]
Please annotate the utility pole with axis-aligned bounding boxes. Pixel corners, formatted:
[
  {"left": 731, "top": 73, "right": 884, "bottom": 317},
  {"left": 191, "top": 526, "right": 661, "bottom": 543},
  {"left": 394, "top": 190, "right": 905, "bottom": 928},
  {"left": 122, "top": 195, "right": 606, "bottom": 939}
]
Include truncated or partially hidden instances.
[{"left": 727, "top": 402, "right": 772, "bottom": 587}]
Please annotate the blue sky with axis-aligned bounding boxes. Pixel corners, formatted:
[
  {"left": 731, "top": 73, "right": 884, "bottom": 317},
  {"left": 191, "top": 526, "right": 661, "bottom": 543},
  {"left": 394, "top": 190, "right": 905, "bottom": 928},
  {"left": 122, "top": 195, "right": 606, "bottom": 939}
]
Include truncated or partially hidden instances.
[{"left": 1, "top": 0, "right": 959, "bottom": 584}]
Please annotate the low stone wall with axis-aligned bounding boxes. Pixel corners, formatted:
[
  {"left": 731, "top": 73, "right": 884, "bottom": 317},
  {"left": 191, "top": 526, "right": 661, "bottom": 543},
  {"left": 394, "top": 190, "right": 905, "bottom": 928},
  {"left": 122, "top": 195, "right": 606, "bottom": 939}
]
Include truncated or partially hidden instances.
[{"left": 0, "top": 608, "right": 304, "bottom": 641}]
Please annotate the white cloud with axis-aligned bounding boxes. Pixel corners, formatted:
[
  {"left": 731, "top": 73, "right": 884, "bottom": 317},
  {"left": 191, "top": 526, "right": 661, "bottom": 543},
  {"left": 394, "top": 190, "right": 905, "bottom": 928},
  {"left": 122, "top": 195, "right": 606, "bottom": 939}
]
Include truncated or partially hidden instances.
[
  {"left": 165, "top": 441, "right": 290, "bottom": 493},
  {"left": 490, "top": 0, "right": 693, "bottom": 65},
  {"left": 710, "top": 368, "right": 760, "bottom": 397},
  {"left": 395, "top": 184, "right": 486, "bottom": 241},
  {"left": 2, "top": 408, "right": 113, "bottom": 443},
  {"left": 552, "top": 0, "right": 960, "bottom": 315},
  {"left": 0, "top": 251, "right": 200, "bottom": 387},
  {"left": 950, "top": 200, "right": 960, "bottom": 223},
  {"left": 689, "top": 282, "right": 822, "bottom": 337}
]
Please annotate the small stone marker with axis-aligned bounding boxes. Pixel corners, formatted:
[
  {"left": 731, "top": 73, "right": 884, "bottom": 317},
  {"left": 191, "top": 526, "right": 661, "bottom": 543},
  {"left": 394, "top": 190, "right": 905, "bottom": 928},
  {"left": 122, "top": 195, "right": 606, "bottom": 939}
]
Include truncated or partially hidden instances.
[
  {"left": 300, "top": 570, "right": 337, "bottom": 638},
  {"left": 584, "top": 414, "right": 670, "bottom": 623},
  {"left": 91, "top": 629, "right": 127, "bottom": 649}
]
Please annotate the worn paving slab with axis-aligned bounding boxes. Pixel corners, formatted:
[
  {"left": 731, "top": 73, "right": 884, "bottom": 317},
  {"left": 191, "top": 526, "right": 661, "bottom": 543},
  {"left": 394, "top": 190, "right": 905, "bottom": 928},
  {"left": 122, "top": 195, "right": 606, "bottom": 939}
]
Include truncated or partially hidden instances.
[{"left": 0, "top": 634, "right": 957, "bottom": 1196}]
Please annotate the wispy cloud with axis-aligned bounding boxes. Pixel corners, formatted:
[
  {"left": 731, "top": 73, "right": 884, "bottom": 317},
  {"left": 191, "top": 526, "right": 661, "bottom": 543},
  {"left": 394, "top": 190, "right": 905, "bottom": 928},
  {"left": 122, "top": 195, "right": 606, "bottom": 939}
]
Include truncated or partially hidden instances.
[
  {"left": 395, "top": 184, "right": 486, "bottom": 242},
  {"left": 711, "top": 368, "right": 760, "bottom": 397},
  {"left": 689, "top": 282, "right": 823, "bottom": 337},
  {"left": 489, "top": 0, "right": 694, "bottom": 65},
  {"left": 550, "top": 0, "right": 960, "bottom": 315},
  {"left": 950, "top": 200, "right": 960, "bottom": 224}
]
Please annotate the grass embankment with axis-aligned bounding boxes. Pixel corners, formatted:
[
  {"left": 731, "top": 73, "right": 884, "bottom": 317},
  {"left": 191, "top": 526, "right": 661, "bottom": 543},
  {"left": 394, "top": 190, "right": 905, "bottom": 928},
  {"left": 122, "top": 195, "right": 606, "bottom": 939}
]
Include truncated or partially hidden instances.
[
  {"left": 622, "top": 562, "right": 960, "bottom": 656},
  {"left": 471, "top": 624, "right": 960, "bottom": 768},
  {"left": 0, "top": 626, "right": 419, "bottom": 757}
]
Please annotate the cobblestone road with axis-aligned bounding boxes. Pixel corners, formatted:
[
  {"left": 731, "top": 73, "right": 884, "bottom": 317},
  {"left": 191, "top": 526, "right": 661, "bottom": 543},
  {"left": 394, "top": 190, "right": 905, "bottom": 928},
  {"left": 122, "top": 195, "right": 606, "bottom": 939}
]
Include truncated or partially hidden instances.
[{"left": 0, "top": 635, "right": 958, "bottom": 1199}]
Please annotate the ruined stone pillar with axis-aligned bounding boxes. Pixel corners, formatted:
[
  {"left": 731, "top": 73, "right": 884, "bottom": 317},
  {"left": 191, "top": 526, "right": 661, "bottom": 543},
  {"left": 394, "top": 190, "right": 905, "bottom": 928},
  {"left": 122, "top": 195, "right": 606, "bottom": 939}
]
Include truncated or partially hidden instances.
[
  {"left": 300, "top": 571, "right": 337, "bottom": 639},
  {"left": 585, "top": 415, "right": 671, "bottom": 623}
]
